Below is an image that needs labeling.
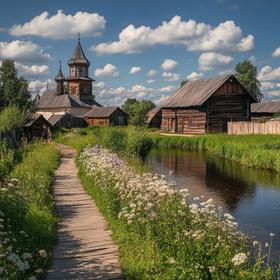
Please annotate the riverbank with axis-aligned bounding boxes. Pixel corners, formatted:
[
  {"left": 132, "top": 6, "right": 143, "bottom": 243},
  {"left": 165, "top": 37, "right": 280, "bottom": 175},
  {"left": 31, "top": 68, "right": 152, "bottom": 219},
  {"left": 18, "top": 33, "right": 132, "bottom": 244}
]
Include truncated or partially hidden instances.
[
  {"left": 0, "top": 142, "right": 60, "bottom": 279},
  {"left": 58, "top": 127, "right": 280, "bottom": 172},
  {"left": 56, "top": 127, "right": 280, "bottom": 279}
]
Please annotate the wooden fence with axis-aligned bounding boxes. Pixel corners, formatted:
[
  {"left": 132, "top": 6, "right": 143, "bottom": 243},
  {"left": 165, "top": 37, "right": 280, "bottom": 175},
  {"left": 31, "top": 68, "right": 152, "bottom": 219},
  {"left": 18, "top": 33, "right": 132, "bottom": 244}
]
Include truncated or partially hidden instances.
[{"left": 228, "top": 120, "right": 280, "bottom": 135}]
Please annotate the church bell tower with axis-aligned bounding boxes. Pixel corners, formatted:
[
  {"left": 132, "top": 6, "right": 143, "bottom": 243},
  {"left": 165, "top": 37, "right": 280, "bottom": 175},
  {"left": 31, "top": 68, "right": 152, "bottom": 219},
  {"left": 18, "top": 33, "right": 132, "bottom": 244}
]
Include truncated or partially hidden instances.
[{"left": 66, "top": 34, "right": 94, "bottom": 103}]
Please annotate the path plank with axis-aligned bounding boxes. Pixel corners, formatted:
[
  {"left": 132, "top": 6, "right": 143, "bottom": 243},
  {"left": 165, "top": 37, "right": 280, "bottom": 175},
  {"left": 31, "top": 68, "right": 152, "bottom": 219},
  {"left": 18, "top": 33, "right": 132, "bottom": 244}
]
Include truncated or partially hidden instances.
[{"left": 46, "top": 145, "right": 123, "bottom": 280}]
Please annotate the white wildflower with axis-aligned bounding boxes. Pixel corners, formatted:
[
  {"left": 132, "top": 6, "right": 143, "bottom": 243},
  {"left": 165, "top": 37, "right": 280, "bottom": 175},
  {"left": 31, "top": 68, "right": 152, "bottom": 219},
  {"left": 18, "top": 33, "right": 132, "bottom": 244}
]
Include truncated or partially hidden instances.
[{"left": 231, "top": 252, "right": 248, "bottom": 266}]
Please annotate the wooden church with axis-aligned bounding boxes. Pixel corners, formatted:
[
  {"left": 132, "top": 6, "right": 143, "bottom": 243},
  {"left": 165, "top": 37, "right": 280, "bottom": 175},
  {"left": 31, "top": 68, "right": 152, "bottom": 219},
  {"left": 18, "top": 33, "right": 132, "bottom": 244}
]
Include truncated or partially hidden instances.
[{"left": 36, "top": 35, "right": 128, "bottom": 127}]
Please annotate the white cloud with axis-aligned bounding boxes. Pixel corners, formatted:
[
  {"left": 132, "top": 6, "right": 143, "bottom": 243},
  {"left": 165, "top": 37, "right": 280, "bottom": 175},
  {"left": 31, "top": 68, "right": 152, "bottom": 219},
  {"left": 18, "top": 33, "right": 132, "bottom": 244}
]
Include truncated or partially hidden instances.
[
  {"left": 159, "top": 85, "right": 176, "bottom": 93},
  {"left": 93, "top": 16, "right": 254, "bottom": 54},
  {"left": 130, "top": 66, "right": 141, "bottom": 74},
  {"left": 258, "top": 65, "right": 280, "bottom": 82},
  {"left": 186, "top": 71, "right": 203, "bottom": 81},
  {"left": 198, "top": 52, "right": 233, "bottom": 71},
  {"left": 162, "top": 72, "right": 181, "bottom": 82},
  {"left": 0, "top": 40, "right": 50, "bottom": 63},
  {"left": 272, "top": 47, "right": 280, "bottom": 57},
  {"left": 15, "top": 63, "right": 49, "bottom": 77},
  {"left": 161, "top": 59, "right": 178, "bottom": 71},
  {"left": 9, "top": 10, "right": 106, "bottom": 39},
  {"left": 147, "top": 69, "right": 157, "bottom": 77},
  {"left": 260, "top": 82, "right": 280, "bottom": 91},
  {"left": 147, "top": 79, "right": 155, "bottom": 84},
  {"left": 28, "top": 79, "right": 55, "bottom": 94},
  {"left": 94, "top": 64, "right": 119, "bottom": 77}
]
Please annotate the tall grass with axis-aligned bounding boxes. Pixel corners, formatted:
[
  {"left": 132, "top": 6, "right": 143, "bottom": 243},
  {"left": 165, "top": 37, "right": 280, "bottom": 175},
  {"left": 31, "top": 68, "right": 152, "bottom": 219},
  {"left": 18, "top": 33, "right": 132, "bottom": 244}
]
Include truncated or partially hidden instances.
[{"left": 0, "top": 142, "right": 60, "bottom": 279}]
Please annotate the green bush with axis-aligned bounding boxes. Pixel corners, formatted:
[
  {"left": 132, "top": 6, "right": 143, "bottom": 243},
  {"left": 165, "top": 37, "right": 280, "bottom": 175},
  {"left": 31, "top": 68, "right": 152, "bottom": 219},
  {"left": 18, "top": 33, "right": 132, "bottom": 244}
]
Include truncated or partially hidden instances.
[{"left": 0, "top": 105, "right": 25, "bottom": 132}]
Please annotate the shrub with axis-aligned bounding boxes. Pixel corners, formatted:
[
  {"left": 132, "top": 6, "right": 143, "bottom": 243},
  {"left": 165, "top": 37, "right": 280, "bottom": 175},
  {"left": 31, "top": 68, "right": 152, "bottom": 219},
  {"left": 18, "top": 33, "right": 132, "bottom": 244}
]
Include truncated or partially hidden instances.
[{"left": 0, "top": 105, "right": 25, "bottom": 132}]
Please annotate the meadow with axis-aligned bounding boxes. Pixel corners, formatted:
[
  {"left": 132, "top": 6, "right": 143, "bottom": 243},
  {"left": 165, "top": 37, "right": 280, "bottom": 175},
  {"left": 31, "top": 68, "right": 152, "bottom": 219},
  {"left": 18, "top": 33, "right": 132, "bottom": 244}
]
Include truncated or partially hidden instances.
[
  {"left": 57, "top": 127, "right": 280, "bottom": 279},
  {"left": 0, "top": 142, "right": 60, "bottom": 279}
]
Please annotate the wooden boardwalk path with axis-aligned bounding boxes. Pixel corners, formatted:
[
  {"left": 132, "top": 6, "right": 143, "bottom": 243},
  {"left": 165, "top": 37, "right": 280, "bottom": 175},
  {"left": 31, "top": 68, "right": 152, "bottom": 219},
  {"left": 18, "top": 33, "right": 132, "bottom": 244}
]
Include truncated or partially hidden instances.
[{"left": 46, "top": 145, "right": 123, "bottom": 280}]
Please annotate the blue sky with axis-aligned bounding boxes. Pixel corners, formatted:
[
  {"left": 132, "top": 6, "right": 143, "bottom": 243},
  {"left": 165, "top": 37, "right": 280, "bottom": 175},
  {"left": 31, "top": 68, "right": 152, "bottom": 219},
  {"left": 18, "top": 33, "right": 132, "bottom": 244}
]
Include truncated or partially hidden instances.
[{"left": 1, "top": 0, "right": 280, "bottom": 105}]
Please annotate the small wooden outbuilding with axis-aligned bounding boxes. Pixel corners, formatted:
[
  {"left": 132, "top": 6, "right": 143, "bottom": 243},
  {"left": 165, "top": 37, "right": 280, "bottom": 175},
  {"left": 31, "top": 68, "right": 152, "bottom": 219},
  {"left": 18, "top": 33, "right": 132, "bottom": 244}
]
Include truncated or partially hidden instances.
[
  {"left": 84, "top": 107, "right": 128, "bottom": 126},
  {"left": 24, "top": 114, "right": 51, "bottom": 141},
  {"left": 251, "top": 102, "right": 280, "bottom": 122},
  {"left": 47, "top": 113, "right": 87, "bottom": 129},
  {"left": 161, "top": 75, "right": 256, "bottom": 134},
  {"left": 146, "top": 107, "right": 162, "bottom": 128}
]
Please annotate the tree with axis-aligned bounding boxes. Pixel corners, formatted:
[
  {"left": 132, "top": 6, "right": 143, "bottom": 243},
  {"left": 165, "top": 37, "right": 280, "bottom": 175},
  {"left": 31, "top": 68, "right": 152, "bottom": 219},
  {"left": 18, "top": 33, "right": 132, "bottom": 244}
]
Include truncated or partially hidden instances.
[
  {"left": 235, "top": 60, "right": 262, "bottom": 102},
  {"left": 122, "top": 98, "right": 155, "bottom": 126},
  {"left": 0, "top": 60, "right": 32, "bottom": 110}
]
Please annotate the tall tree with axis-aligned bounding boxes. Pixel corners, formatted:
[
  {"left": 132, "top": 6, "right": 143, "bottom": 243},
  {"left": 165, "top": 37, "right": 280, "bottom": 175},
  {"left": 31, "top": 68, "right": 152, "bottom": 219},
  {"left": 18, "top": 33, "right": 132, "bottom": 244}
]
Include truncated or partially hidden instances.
[
  {"left": 122, "top": 98, "right": 155, "bottom": 126},
  {"left": 235, "top": 60, "right": 262, "bottom": 102},
  {"left": 0, "top": 60, "right": 32, "bottom": 110}
]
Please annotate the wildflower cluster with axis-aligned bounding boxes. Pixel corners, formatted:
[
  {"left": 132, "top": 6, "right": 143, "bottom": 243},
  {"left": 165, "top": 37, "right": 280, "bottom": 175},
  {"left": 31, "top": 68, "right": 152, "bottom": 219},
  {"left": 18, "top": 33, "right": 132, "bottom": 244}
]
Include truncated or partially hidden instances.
[{"left": 79, "top": 146, "right": 276, "bottom": 279}]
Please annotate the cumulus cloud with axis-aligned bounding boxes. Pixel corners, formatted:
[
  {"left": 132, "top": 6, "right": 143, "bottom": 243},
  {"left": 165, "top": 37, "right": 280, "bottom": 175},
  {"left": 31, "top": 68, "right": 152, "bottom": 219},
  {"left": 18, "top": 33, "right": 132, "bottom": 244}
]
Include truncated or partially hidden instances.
[
  {"left": 272, "top": 47, "right": 280, "bottom": 57},
  {"left": 28, "top": 79, "right": 55, "bottom": 95},
  {"left": 258, "top": 65, "right": 280, "bottom": 82},
  {"left": 0, "top": 40, "right": 50, "bottom": 63},
  {"left": 92, "top": 16, "right": 254, "bottom": 54},
  {"left": 15, "top": 63, "right": 49, "bottom": 77},
  {"left": 186, "top": 71, "right": 204, "bottom": 81},
  {"left": 161, "top": 59, "right": 178, "bottom": 71},
  {"left": 162, "top": 72, "right": 181, "bottom": 82},
  {"left": 147, "top": 69, "right": 157, "bottom": 77},
  {"left": 130, "top": 66, "right": 141, "bottom": 74},
  {"left": 159, "top": 85, "right": 176, "bottom": 93},
  {"left": 147, "top": 79, "right": 156, "bottom": 84},
  {"left": 9, "top": 10, "right": 106, "bottom": 39},
  {"left": 198, "top": 52, "right": 233, "bottom": 71},
  {"left": 94, "top": 64, "right": 119, "bottom": 77}
]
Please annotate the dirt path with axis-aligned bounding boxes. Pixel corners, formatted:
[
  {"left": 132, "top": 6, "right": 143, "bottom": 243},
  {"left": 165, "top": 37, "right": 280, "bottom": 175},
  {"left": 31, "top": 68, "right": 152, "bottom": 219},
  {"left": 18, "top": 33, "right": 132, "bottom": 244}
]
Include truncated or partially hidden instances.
[{"left": 46, "top": 145, "right": 123, "bottom": 280}]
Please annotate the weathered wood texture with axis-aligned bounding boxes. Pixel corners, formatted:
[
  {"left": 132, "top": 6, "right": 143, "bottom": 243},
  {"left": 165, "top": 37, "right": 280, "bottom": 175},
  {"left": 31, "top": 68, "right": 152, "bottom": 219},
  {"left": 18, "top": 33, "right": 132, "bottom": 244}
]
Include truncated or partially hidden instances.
[
  {"left": 46, "top": 145, "right": 123, "bottom": 280},
  {"left": 161, "top": 79, "right": 251, "bottom": 134},
  {"left": 85, "top": 109, "right": 128, "bottom": 126},
  {"left": 251, "top": 113, "right": 275, "bottom": 122},
  {"left": 228, "top": 120, "right": 280, "bottom": 135}
]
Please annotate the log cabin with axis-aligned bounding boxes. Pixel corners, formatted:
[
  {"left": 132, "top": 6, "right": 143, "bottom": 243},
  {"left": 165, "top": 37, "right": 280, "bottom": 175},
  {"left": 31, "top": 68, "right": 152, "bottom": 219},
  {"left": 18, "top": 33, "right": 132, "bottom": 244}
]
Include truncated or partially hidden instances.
[
  {"left": 146, "top": 107, "right": 162, "bottom": 128},
  {"left": 251, "top": 102, "right": 280, "bottom": 122},
  {"left": 161, "top": 75, "right": 256, "bottom": 134},
  {"left": 84, "top": 107, "right": 128, "bottom": 126},
  {"left": 24, "top": 114, "right": 51, "bottom": 141}
]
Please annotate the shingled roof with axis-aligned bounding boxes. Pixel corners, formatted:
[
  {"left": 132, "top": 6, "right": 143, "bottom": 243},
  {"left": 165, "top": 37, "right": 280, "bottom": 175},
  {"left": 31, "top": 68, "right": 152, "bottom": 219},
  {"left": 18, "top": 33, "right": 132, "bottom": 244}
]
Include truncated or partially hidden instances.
[
  {"left": 37, "top": 90, "right": 93, "bottom": 109},
  {"left": 251, "top": 102, "right": 280, "bottom": 113},
  {"left": 146, "top": 107, "right": 161, "bottom": 124},
  {"left": 84, "top": 107, "right": 127, "bottom": 118},
  {"left": 162, "top": 75, "right": 255, "bottom": 108},
  {"left": 68, "top": 38, "right": 90, "bottom": 66}
]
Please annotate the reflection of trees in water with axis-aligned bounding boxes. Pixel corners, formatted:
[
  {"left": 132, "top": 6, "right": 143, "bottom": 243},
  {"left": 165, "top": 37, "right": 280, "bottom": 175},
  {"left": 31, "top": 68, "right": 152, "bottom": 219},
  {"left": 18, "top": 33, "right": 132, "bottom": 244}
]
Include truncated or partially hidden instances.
[
  {"left": 204, "top": 157, "right": 256, "bottom": 212},
  {"left": 148, "top": 149, "right": 280, "bottom": 211}
]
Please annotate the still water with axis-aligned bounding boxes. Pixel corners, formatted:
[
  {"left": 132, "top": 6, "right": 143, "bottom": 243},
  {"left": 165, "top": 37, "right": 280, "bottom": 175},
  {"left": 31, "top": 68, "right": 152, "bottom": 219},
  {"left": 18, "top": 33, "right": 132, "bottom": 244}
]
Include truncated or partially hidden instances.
[{"left": 146, "top": 149, "right": 280, "bottom": 256}]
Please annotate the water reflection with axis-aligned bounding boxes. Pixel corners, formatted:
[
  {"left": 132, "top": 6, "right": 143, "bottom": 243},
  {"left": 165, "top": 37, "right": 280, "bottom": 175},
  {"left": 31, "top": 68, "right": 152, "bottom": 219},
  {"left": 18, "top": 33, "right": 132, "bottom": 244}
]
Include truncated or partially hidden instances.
[{"left": 146, "top": 149, "right": 280, "bottom": 255}]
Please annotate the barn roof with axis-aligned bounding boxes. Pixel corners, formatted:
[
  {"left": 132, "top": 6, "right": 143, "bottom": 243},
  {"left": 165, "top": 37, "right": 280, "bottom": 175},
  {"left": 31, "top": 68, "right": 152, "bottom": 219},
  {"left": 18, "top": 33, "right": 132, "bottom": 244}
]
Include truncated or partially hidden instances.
[
  {"left": 162, "top": 74, "right": 255, "bottom": 108},
  {"left": 84, "top": 107, "right": 127, "bottom": 118},
  {"left": 146, "top": 107, "right": 161, "bottom": 124},
  {"left": 24, "top": 114, "right": 50, "bottom": 127},
  {"left": 47, "top": 114, "right": 65, "bottom": 126},
  {"left": 251, "top": 102, "right": 280, "bottom": 113}
]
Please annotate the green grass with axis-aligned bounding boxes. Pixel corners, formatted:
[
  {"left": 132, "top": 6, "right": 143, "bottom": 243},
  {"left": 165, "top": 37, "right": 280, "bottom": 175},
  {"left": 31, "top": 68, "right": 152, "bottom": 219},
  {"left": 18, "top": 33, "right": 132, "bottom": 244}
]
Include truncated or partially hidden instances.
[
  {"left": 0, "top": 142, "right": 60, "bottom": 279},
  {"left": 57, "top": 127, "right": 280, "bottom": 172}
]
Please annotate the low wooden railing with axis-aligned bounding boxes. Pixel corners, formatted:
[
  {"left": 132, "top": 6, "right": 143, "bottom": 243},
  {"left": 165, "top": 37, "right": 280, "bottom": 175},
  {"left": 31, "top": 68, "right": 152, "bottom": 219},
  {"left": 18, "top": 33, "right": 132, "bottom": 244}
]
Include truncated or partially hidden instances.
[{"left": 228, "top": 120, "right": 280, "bottom": 135}]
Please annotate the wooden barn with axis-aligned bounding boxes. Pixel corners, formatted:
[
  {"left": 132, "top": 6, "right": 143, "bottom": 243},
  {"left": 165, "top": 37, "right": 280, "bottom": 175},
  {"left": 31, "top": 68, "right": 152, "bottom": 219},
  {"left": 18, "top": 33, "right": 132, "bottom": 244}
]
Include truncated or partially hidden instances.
[
  {"left": 161, "top": 75, "right": 256, "bottom": 134},
  {"left": 146, "top": 107, "right": 162, "bottom": 128},
  {"left": 84, "top": 107, "right": 128, "bottom": 126},
  {"left": 251, "top": 102, "right": 280, "bottom": 122},
  {"left": 24, "top": 114, "right": 51, "bottom": 141}
]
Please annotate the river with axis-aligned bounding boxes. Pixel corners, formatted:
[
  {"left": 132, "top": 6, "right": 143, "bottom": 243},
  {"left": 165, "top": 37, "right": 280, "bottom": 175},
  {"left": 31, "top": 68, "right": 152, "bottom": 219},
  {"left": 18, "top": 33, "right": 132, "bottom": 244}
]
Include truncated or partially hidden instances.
[{"left": 145, "top": 149, "right": 280, "bottom": 257}]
